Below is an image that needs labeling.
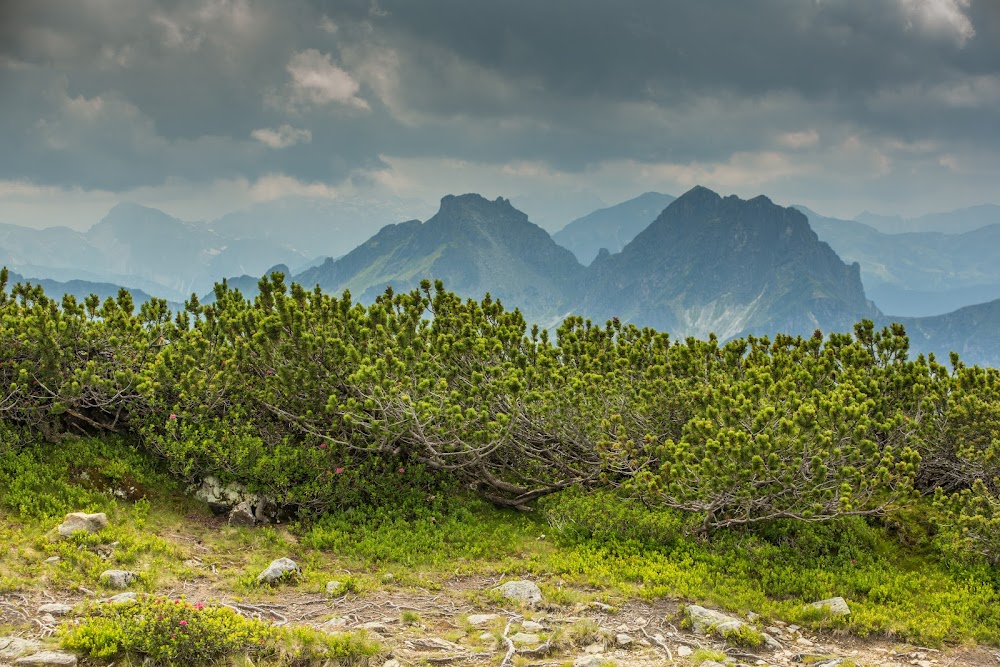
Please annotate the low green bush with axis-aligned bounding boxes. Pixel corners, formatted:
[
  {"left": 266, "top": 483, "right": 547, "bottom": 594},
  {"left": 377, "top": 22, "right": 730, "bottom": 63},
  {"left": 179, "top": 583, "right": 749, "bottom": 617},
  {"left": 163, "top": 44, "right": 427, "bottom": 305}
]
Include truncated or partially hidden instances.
[{"left": 61, "top": 595, "right": 383, "bottom": 666}]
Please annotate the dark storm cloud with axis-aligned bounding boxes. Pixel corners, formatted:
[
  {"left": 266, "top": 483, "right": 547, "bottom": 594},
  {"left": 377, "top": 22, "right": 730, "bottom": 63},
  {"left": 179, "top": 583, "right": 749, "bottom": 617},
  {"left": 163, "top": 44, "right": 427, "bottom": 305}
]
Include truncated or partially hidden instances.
[{"left": 0, "top": 0, "right": 998, "bottom": 199}]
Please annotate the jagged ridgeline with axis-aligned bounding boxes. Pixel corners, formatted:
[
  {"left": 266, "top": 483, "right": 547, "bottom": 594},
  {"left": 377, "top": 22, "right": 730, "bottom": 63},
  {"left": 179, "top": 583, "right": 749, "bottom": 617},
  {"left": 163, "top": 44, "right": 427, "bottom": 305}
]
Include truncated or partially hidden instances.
[{"left": 1, "top": 266, "right": 999, "bottom": 550}]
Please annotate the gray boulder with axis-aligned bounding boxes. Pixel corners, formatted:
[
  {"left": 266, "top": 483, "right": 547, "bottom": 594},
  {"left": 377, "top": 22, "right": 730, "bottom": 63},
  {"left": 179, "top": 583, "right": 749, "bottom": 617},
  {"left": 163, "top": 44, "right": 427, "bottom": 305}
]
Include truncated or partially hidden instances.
[
  {"left": 37, "top": 603, "right": 73, "bottom": 616},
  {"left": 13, "top": 651, "right": 78, "bottom": 666},
  {"left": 1, "top": 637, "right": 41, "bottom": 660},
  {"left": 806, "top": 597, "right": 851, "bottom": 617},
  {"left": 56, "top": 512, "right": 107, "bottom": 537},
  {"left": 257, "top": 557, "right": 299, "bottom": 584},
  {"left": 684, "top": 605, "right": 780, "bottom": 650},
  {"left": 103, "top": 592, "right": 138, "bottom": 604},
  {"left": 99, "top": 569, "right": 138, "bottom": 589},
  {"left": 493, "top": 580, "right": 542, "bottom": 605},
  {"left": 228, "top": 501, "right": 256, "bottom": 527}
]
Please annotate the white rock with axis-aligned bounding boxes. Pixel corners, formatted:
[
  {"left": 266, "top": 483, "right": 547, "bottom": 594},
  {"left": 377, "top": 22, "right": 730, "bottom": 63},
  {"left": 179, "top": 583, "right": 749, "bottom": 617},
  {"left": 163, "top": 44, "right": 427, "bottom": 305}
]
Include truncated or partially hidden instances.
[
  {"left": 494, "top": 580, "right": 542, "bottom": 605},
  {"left": 677, "top": 645, "right": 693, "bottom": 657},
  {"left": 56, "top": 512, "right": 107, "bottom": 537},
  {"left": 257, "top": 557, "right": 299, "bottom": 584},
  {"left": 38, "top": 604, "right": 73, "bottom": 616},
  {"left": 615, "top": 633, "right": 634, "bottom": 647},
  {"left": 325, "top": 580, "right": 344, "bottom": 595},
  {"left": 467, "top": 613, "right": 500, "bottom": 626},
  {"left": 522, "top": 620, "right": 544, "bottom": 631},
  {"left": 44, "top": 557, "right": 60, "bottom": 564},
  {"left": 103, "top": 592, "right": 137, "bottom": 604}
]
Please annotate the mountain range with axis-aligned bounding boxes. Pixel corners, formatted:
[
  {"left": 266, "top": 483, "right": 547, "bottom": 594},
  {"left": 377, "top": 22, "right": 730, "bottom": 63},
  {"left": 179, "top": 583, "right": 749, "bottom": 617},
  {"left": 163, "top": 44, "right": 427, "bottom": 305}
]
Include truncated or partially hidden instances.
[{"left": 2, "top": 187, "right": 999, "bottom": 367}]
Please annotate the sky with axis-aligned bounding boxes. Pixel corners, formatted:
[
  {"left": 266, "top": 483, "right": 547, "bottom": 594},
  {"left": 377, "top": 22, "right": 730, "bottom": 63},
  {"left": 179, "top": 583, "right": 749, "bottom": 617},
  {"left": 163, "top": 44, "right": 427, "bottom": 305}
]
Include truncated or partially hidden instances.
[{"left": 1, "top": 0, "right": 999, "bottom": 232}]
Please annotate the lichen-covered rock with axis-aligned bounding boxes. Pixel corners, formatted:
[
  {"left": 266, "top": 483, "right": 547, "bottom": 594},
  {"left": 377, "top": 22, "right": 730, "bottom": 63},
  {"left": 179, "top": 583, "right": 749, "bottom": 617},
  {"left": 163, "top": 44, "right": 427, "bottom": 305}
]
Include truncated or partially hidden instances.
[
  {"left": 467, "top": 613, "right": 499, "bottom": 626},
  {"left": 806, "top": 597, "right": 851, "bottom": 616},
  {"left": 103, "top": 592, "right": 137, "bottom": 604},
  {"left": 683, "top": 605, "right": 781, "bottom": 650},
  {"left": 99, "top": 569, "right": 138, "bottom": 589},
  {"left": 56, "top": 512, "right": 107, "bottom": 537},
  {"left": 493, "top": 580, "right": 542, "bottom": 605},
  {"left": 510, "top": 632, "right": 540, "bottom": 645},
  {"left": 257, "top": 557, "right": 299, "bottom": 584}
]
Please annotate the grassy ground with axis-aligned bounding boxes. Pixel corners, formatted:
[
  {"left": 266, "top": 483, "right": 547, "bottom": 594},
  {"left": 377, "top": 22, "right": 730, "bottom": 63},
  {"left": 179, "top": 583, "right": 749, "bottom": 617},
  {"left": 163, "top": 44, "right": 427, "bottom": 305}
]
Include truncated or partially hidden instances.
[{"left": 2, "top": 435, "right": 1000, "bottom": 665}]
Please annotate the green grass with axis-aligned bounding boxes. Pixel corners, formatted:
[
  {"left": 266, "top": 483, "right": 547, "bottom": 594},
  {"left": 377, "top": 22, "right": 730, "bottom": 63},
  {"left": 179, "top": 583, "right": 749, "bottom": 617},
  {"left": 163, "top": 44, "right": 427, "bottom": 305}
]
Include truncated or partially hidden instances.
[{"left": 2, "top": 434, "right": 1000, "bottom": 649}]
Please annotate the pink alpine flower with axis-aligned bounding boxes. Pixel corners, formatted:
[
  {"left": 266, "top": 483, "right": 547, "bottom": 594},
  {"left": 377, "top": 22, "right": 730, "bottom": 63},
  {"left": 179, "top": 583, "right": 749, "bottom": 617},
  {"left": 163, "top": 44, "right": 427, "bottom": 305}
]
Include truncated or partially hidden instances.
[{"left": 168, "top": 413, "right": 177, "bottom": 420}]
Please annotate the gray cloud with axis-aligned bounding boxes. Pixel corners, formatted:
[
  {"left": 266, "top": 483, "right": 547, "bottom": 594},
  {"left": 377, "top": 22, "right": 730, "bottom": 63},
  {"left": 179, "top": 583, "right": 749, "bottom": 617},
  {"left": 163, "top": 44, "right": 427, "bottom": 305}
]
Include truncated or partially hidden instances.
[{"left": 1, "top": 0, "right": 998, "bottom": 224}]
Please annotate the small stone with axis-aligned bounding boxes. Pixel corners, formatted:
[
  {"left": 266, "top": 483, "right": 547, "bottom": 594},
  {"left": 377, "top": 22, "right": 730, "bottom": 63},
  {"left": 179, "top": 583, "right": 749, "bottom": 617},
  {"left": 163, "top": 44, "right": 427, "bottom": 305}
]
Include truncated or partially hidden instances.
[
  {"left": 574, "top": 656, "right": 615, "bottom": 667},
  {"left": 746, "top": 611, "right": 761, "bottom": 622},
  {"left": 99, "top": 569, "right": 138, "bottom": 589},
  {"left": 590, "top": 601, "right": 614, "bottom": 611},
  {"left": 615, "top": 633, "right": 634, "bottom": 648},
  {"left": 795, "top": 637, "right": 814, "bottom": 647},
  {"left": 522, "top": 620, "right": 544, "bottom": 632},
  {"left": 805, "top": 597, "right": 851, "bottom": 617},
  {"left": 358, "top": 621, "right": 392, "bottom": 635},
  {"left": 510, "top": 632, "right": 540, "bottom": 645},
  {"left": 467, "top": 613, "right": 500, "bottom": 626},
  {"left": 479, "top": 631, "right": 496, "bottom": 642},
  {"left": 325, "top": 580, "right": 343, "bottom": 595},
  {"left": 699, "top": 662, "right": 726, "bottom": 667},
  {"left": 382, "top": 660, "right": 402, "bottom": 667},
  {"left": 584, "top": 642, "right": 604, "bottom": 654},
  {"left": 766, "top": 626, "right": 784, "bottom": 636},
  {"left": 14, "top": 651, "right": 78, "bottom": 666},
  {"left": 56, "top": 512, "right": 108, "bottom": 537},
  {"left": 318, "top": 616, "right": 347, "bottom": 631},
  {"left": 103, "top": 592, "right": 137, "bottom": 604},
  {"left": 38, "top": 603, "right": 73, "bottom": 616},
  {"left": 677, "top": 645, "right": 693, "bottom": 657},
  {"left": 787, "top": 624, "right": 800, "bottom": 632},
  {"left": 493, "top": 580, "right": 542, "bottom": 605},
  {"left": 406, "top": 638, "right": 461, "bottom": 651},
  {"left": 44, "top": 557, "right": 60, "bottom": 564},
  {"left": 257, "top": 557, "right": 299, "bottom": 585}
]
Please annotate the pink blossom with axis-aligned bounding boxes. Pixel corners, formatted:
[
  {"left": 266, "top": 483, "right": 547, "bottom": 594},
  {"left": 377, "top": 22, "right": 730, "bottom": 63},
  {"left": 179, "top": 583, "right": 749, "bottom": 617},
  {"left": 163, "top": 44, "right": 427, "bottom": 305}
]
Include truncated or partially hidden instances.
[
  {"left": 319, "top": 443, "right": 327, "bottom": 449},
  {"left": 179, "top": 620, "right": 187, "bottom": 626},
  {"left": 195, "top": 602, "right": 204, "bottom": 610},
  {"left": 168, "top": 413, "right": 177, "bottom": 420},
  {"left": 398, "top": 467, "right": 405, "bottom": 473},
  {"left": 335, "top": 467, "right": 343, "bottom": 474}
]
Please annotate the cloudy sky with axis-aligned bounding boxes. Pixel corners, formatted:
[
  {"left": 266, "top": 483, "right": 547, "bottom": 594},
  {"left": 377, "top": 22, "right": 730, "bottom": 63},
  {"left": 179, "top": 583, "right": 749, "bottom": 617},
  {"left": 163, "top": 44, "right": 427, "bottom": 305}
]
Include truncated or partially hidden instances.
[{"left": 1, "top": 0, "right": 999, "bottom": 231}]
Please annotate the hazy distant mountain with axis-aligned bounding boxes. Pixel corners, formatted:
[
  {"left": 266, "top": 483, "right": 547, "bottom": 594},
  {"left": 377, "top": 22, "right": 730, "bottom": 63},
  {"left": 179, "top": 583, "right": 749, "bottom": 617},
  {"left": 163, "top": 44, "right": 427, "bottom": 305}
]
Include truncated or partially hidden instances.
[
  {"left": 892, "top": 298, "right": 1000, "bottom": 368},
  {"left": 209, "top": 196, "right": 434, "bottom": 260},
  {"left": 798, "top": 206, "right": 1000, "bottom": 317},
  {"left": 578, "top": 186, "right": 879, "bottom": 339},
  {"left": 295, "top": 194, "right": 585, "bottom": 324},
  {"left": 0, "top": 203, "right": 309, "bottom": 301},
  {"left": 4, "top": 269, "right": 176, "bottom": 309},
  {"left": 855, "top": 204, "right": 1000, "bottom": 235},
  {"left": 552, "top": 192, "right": 675, "bottom": 265}
]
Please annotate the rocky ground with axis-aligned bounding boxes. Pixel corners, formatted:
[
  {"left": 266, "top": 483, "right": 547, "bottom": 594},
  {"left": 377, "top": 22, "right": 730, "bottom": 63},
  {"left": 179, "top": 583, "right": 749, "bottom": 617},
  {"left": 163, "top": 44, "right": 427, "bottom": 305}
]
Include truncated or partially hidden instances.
[
  {"left": 3, "top": 512, "right": 1000, "bottom": 667},
  {"left": 3, "top": 572, "right": 1000, "bottom": 667}
]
